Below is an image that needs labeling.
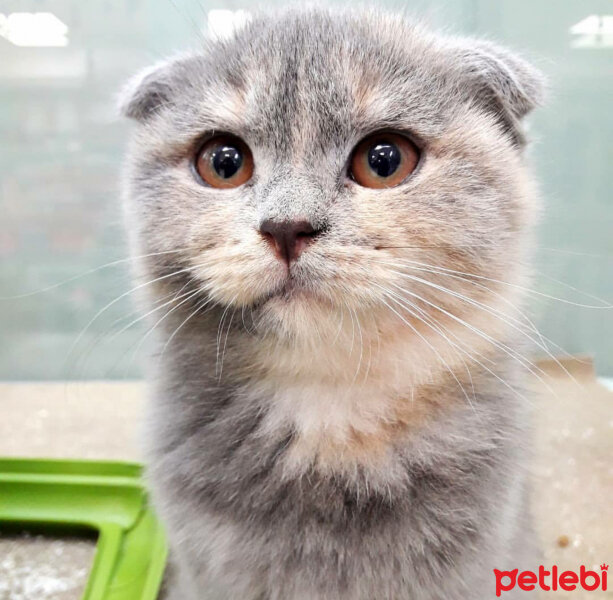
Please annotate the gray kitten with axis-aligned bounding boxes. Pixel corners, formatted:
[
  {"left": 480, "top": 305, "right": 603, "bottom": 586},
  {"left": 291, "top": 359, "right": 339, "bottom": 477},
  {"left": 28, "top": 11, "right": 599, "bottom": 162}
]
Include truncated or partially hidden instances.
[{"left": 120, "top": 8, "right": 544, "bottom": 600}]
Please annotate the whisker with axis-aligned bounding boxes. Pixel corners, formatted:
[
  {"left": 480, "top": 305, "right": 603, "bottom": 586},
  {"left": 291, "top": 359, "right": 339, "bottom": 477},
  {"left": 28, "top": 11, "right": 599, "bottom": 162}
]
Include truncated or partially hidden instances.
[
  {"left": 64, "top": 266, "right": 194, "bottom": 367},
  {"left": 240, "top": 304, "right": 256, "bottom": 336},
  {"left": 391, "top": 285, "right": 496, "bottom": 365},
  {"left": 380, "top": 259, "right": 582, "bottom": 367},
  {"left": 376, "top": 257, "right": 612, "bottom": 309},
  {"left": 361, "top": 310, "right": 376, "bottom": 385},
  {"left": 379, "top": 286, "right": 530, "bottom": 406},
  {"left": 350, "top": 305, "right": 365, "bottom": 385},
  {"left": 371, "top": 256, "right": 589, "bottom": 383},
  {"left": 374, "top": 245, "right": 613, "bottom": 259},
  {"left": 124, "top": 287, "right": 204, "bottom": 371},
  {"left": 167, "top": 0, "right": 209, "bottom": 46},
  {"left": 384, "top": 266, "right": 581, "bottom": 388},
  {"left": 373, "top": 285, "right": 477, "bottom": 412},
  {"left": 416, "top": 265, "right": 574, "bottom": 361},
  {"left": 66, "top": 285, "right": 187, "bottom": 379},
  {"left": 218, "top": 305, "right": 238, "bottom": 380},
  {"left": 216, "top": 297, "right": 237, "bottom": 379},
  {"left": 1, "top": 246, "right": 200, "bottom": 300},
  {"left": 347, "top": 302, "right": 357, "bottom": 358},
  {"left": 423, "top": 265, "right": 586, "bottom": 371},
  {"left": 93, "top": 287, "right": 204, "bottom": 380},
  {"left": 386, "top": 280, "right": 560, "bottom": 399},
  {"left": 331, "top": 303, "right": 346, "bottom": 346},
  {"left": 104, "top": 286, "right": 199, "bottom": 348},
  {"left": 380, "top": 286, "right": 478, "bottom": 402},
  {"left": 533, "top": 269, "right": 613, "bottom": 308},
  {"left": 160, "top": 296, "right": 215, "bottom": 359},
  {"left": 65, "top": 251, "right": 226, "bottom": 368}
]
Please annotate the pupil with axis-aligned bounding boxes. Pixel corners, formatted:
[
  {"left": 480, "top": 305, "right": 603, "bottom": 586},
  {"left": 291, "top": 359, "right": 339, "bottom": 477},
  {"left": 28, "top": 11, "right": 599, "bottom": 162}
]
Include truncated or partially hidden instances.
[
  {"left": 367, "top": 142, "right": 401, "bottom": 178},
  {"left": 211, "top": 145, "right": 242, "bottom": 179}
]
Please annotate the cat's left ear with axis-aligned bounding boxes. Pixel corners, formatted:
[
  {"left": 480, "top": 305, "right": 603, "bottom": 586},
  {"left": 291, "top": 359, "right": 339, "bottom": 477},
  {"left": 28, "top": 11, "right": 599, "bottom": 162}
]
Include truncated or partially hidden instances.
[{"left": 449, "top": 39, "right": 546, "bottom": 144}]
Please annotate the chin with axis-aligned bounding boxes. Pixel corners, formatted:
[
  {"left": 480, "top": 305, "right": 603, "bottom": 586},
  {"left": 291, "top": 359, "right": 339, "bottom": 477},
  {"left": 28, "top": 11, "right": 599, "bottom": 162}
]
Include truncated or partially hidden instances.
[{"left": 252, "top": 286, "right": 339, "bottom": 341}]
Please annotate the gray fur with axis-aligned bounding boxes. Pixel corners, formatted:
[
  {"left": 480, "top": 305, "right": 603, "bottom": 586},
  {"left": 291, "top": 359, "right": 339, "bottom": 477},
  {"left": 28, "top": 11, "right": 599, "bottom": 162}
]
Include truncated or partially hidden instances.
[{"left": 120, "top": 8, "right": 544, "bottom": 599}]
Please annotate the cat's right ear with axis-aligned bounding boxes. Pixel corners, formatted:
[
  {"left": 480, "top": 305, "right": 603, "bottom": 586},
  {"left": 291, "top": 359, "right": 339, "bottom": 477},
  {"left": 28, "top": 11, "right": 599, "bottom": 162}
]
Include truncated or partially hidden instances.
[{"left": 118, "top": 58, "right": 182, "bottom": 121}]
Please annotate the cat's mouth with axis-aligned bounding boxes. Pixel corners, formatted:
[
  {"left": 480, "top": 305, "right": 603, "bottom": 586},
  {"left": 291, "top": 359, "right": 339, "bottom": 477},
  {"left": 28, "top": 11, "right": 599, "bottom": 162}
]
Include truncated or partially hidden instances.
[
  {"left": 272, "top": 277, "right": 314, "bottom": 300},
  {"left": 251, "top": 274, "right": 319, "bottom": 308}
]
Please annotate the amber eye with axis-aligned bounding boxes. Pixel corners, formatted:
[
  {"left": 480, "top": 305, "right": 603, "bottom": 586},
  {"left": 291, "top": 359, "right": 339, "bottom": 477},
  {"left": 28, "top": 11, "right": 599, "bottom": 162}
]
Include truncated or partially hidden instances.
[
  {"left": 349, "top": 132, "right": 419, "bottom": 189},
  {"left": 195, "top": 135, "right": 253, "bottom": 189}
]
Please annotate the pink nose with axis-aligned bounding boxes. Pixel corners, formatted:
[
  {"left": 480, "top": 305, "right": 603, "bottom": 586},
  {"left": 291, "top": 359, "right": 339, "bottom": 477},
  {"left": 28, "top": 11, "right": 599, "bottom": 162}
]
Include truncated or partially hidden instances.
[{"left": 259, "top": 219, "right": 320, "bottom": 265}]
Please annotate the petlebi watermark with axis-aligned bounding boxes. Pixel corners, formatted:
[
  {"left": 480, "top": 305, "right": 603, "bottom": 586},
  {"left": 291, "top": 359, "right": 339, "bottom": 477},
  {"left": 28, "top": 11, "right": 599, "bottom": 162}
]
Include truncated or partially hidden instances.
[{"left": 494, "top": 564, "right": 608, "bottom": 596}]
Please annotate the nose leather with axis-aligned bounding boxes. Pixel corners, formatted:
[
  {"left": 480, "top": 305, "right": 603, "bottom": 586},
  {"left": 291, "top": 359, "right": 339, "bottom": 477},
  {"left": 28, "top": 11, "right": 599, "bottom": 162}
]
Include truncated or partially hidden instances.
[{"left": 259, "top": 219, "right": 320, "bottom": 265}]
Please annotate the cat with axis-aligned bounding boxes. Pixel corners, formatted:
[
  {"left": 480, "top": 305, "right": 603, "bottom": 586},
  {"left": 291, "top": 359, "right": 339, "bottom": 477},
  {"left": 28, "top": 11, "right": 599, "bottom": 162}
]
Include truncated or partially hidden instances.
[{"left": 120, "top": 7, "right": 544, "bottom": 599}]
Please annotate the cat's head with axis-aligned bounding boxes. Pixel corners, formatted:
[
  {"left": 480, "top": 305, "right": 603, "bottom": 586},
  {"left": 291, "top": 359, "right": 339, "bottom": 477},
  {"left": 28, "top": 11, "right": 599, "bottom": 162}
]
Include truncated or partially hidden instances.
[{"left": 120, "top": 8, "right": 543, "bottom": 352}]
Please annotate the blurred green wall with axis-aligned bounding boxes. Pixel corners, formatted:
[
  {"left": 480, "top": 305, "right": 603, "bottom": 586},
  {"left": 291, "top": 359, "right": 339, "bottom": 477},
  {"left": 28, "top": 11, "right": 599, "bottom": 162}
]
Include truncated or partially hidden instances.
[{"left": 0, "top": 0, "right": 611, "bottom": 379}]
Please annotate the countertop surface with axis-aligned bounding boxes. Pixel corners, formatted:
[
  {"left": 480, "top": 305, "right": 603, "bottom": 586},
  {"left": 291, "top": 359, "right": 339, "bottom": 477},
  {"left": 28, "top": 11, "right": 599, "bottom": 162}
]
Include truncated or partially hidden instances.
[{"left": 1, "top": 359, "right": 611, "bottom": 599}]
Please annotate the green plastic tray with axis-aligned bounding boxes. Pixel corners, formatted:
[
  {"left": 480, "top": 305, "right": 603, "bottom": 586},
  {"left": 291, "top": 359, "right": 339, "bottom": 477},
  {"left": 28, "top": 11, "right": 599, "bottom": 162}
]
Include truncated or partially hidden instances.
[{"left": 0, "top": 458, "right": 168, "bottom": 600}]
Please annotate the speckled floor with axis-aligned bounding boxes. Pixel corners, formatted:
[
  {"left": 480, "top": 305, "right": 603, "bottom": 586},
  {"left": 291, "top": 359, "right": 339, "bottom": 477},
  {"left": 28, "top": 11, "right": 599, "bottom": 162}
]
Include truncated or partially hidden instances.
[
  {"left": 529, "top": 358, "right": 612, "bottom": 599},
  {"left": 0, "top": 534, "right": 93, "bottom": 600},
  {"left": 0, "top": 358, "right": 611, "bottom": 599}
]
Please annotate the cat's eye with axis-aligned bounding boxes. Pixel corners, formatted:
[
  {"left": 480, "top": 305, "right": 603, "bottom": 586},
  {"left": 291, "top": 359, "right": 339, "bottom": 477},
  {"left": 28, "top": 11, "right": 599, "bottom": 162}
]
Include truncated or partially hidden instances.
[
  {"left": 349, "top": 133, "right": 419, "bottom": 189},
  {"left": 195, "top": 135, "right": 253, "bottom": 189}
]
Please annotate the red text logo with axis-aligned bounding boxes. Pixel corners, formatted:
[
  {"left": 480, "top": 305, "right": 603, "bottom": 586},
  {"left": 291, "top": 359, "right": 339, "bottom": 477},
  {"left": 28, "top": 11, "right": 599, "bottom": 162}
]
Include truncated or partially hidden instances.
[{"left": 494, "top": 564, "right": 608, "bottom": 596}]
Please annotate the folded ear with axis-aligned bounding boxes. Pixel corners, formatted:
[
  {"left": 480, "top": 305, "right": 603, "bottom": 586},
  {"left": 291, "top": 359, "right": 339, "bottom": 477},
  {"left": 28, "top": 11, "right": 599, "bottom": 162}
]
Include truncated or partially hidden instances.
[
  {"left": 449, "top": 39, "right": 546, "bottom": 145},
  {"left": 118, "top": 56, "right": 192, "bottom": 121}
]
